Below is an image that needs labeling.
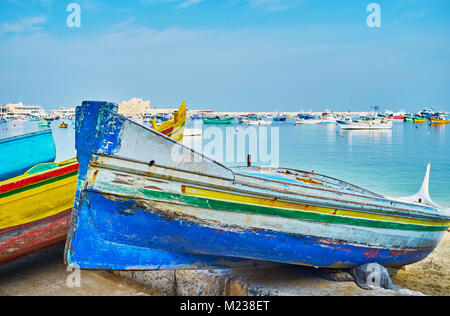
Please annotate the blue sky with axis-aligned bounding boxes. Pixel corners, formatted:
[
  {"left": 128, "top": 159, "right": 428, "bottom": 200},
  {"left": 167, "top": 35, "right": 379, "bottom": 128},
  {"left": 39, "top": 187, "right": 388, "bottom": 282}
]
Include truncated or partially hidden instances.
[{"left": 0, "top": 0, "right": 449, "bottom": 112}]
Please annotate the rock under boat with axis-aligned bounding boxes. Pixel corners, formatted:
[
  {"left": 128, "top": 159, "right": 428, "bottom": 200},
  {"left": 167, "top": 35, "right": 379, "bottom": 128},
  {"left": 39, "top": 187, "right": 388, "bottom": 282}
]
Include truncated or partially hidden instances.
[{"left": 65, "top": 101, "right": 450, "bottom": 271}]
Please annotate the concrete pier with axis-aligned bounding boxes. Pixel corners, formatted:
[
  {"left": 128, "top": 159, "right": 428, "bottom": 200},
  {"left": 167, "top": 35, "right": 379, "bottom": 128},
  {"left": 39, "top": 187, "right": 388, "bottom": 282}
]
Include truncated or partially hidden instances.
[
  {"left": 0, "top": 242, "right": 426, "bottom": 296},
  {"left": 116, "top": 266, "right": 398, "bottom": 296}
]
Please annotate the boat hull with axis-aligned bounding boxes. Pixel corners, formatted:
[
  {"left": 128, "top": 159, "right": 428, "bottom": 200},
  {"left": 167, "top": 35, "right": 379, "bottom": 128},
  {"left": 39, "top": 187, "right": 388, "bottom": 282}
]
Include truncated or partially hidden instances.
[
  {"left": 203, "top": 118, "right": 234, "bottom": 125},
  {"left": 429, "top": 118, "right": 450, "bottom": 125},
  {"left": 337, "top": 121, "right": 392, "bottom": 130},
  {"left": 0, "top": 130, "right": 56, "bottom": 181},
  {"left": 296, "top": 120, "right": 322, "bottom": 125},
  {"left": 0, "top": 160, "right": 78, "bottom": 264},
  {"left": 66, "top": 188, "right": 440, "bottom": 270},
  {"left": 0, "top": 210, "right": 71, "bottom": 264}
]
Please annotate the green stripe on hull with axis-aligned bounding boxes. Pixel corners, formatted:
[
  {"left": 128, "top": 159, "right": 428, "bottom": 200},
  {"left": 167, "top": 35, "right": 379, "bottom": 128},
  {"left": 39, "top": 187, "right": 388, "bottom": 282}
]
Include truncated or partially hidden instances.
[
  {"left": 0, "top": 172, "right": 78, "bottom": 199},
  {"left": 92, "top": 181, "right": 450, "bottom": 232}
]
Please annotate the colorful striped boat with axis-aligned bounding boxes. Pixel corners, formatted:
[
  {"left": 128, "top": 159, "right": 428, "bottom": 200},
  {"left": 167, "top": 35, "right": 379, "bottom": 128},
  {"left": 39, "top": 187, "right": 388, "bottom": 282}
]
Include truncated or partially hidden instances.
[
  {"left": 151, "top": 102, "right": 186, "bottom": 142},
  {"left": 429, "top": 117, "right": 450, "bottom": 125},
  {"left": 0, "top": 159, "right": 78, "bottom": 264},
  {"left": 65, "top": 101, "right": 450, "bottom": 271},
  {"left": 0, "top": 130, "right": 56, "bottom": 182},
  {"left": 413, "top": 117, "right": 427, "bottom": 123}
]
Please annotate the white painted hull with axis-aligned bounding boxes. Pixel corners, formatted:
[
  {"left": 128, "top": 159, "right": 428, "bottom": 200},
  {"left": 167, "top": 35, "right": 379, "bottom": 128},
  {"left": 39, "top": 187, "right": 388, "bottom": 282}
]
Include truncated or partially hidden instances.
[
  {"left": 296, "top": 119, "right": 323, "bottom": 125},
  {"left": 337, "top": 121, "right": 393, "bottom": 130}
]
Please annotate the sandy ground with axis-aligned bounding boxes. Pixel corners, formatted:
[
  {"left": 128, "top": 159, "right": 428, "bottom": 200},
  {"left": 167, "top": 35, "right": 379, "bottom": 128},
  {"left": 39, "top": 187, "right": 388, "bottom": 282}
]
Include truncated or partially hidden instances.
[
  {"left": 1, "top": 234, "right": 448, "bottom": 296},
  {"left": 390, "top": 232, "right": 449, "bottom": 296},
  {"left": 0, "top": 243, "right": 164, "bottom": 296}
]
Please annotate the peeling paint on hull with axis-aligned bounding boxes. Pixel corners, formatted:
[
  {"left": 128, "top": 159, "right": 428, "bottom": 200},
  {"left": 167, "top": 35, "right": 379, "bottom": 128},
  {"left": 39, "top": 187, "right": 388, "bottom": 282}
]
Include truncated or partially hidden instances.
[
  {"left": 0, "top": 130, "right": 56, "bottom": 182},
  {"left": 0, "top": 159, "right": 78, "bottom": 264},
  {"left": 68, "top": 192, "right": 432, "bottom": 269}
]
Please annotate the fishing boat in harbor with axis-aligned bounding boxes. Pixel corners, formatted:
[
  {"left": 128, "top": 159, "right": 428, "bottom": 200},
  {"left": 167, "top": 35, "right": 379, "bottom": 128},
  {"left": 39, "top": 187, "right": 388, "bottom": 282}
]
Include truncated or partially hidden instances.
[
  {"left": 403, "top": 115, "right": 414, "bottom": 123},
  {"left": 203, "top": 117, "right": 235, "bottom": 125},
  {"left": 0, "top": 158, "right": 78, "bottom": 264},
  {"left": 273, "top": 113, "right": 287, "bottom": 122},
  {"left": 429, "top": 114, "right": 450, "bottom": 125},
  {"left": 247, "top": 119, "right": 272, "bottom": 126},
  {"left": 0, "top": 130, "right": 56, "bottom": 181},
  {"left": 296, "top": 115, "right": 323, "bottom": 125},
  {"left": 59, "top": 122, "right": 69, "bottom": 129},
  {"left": 321, "top": 110, "right": 337, "bottom": 123},
  {"left": 413, "top": 117, "right": 427, "bottom": 124},
  {"left": 273, "top": 117, "right": 287, "bottom": 122},
  {"left": 65, "top": 101, "right": 450, "bottom": 271},
  {"left": 337, "top": 118, "right": 393, "bottom": 130},
  {"left": 39, "top": 121, "right": 51, "bottom": 128},
  {"left": 151, "top": 102, "right": 186, "bottom": 142}
]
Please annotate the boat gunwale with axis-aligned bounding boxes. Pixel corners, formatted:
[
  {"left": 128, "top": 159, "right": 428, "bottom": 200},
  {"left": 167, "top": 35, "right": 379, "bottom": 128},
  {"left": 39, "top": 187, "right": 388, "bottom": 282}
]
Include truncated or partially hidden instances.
[
  {"left": 92, "top": 153, "right": 235, "bottom": 182},
  {"left": 81, "top": 182, "right": 450, "bottom": 232},
  {"left": 233, "top": 166, "right": 384, "bottom": 199},
  {"left": 0, "top": 161, "right": 78, "bottom": 197},
  {"left": 0, "top": 129, "right": 52, "bottom": 144},
  {"left": 87, "top": 156, "right": 450, "bottom": 224},
  {"left": 104, "top": 110, "right": 235, "bottom": 181}
]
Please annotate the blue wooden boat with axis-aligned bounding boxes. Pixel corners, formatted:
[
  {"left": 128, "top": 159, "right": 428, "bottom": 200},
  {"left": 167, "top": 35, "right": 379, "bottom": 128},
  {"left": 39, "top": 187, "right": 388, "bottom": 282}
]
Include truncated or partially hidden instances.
[
  {"left": 0, "top": 130, "right": 56, "bottom": 181},
  {"left": 65, "top": 101, "right": 450, "bottom": 271}
]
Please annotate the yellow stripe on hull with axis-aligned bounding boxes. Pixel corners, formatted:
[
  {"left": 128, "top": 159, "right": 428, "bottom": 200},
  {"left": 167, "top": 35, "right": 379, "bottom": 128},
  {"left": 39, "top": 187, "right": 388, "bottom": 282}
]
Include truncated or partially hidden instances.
[
  {"left": 182, "top": 186, "right": 450, "bottom": 228},
  {"left": 0, "top": 175, "right": 77, "bottom": 230}
]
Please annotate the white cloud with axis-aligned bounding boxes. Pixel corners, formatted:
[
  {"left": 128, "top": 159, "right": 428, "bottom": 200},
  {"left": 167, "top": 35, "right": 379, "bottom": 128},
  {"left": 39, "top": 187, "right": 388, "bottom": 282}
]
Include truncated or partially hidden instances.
[
  {"left": 244, "top": 0, "right": 306, "bottom": 12},
  {"left": 140, "top": 0, "right": 205, "bottom": 9},
  {"left": 1, "top": 16, "right": 47, "bottom": 33}
]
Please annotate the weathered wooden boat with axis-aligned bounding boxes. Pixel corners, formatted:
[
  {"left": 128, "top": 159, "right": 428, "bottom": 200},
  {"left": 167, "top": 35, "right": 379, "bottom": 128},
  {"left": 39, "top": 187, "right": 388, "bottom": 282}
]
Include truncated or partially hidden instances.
[
  {"left": 203, "top": 117, "right": 234, "bottom": 125},
  {"left": 0, "top": 158, "right": 78, "bottom": 264},
  {"left": 0, "top": 130, "right": 56, "bottom": 181},
  {"left": 65, "top": 101, "right": 450, "bottom": 271},
  {"left": 151, "top": 102, "right": 186, "bottom": 142}
]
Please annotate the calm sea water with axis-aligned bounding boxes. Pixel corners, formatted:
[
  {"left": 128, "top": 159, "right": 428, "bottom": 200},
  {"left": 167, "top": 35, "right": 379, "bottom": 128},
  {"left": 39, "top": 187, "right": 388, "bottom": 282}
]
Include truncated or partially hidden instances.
[{"left": 1, "top": 119, "right": 449, "bottom": 207}]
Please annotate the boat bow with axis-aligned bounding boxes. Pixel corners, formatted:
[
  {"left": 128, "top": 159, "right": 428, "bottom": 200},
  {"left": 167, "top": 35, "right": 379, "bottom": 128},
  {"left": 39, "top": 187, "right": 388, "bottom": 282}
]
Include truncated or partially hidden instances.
[{"left": 387, "top": 163, "right": 443, "bottom": 211}]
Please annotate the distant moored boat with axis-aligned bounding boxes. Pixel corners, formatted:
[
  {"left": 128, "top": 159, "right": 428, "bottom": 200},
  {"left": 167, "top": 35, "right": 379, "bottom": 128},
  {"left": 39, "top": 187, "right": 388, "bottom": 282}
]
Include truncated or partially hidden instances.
[
  {"left": 337, "top": 119, "right": 393, "bottom": 130},
  {"left": 203, "top": 117, "right": 235, "bottom": 125}
]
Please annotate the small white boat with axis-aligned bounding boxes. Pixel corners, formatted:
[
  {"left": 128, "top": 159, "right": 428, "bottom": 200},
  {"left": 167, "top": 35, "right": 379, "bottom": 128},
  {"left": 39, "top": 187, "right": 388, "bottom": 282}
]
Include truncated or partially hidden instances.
[
  {"left": 337, "top": 120, "right": 393, "bottom": 130},
  {"left": 296, "top": 119, "right": 323, "bottom": 125},
  {"left": 247, "top": 120, "right": 272, "bottom": 126}
]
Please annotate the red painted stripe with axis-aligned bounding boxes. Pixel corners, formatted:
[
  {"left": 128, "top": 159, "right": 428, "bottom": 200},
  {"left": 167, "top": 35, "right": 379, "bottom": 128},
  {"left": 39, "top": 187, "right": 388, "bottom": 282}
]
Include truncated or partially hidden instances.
[
  {"left": 160, "top": 126, "right": 174, "bottom": 136},
  {"left": 0, "top": 163, "right": 79, "bottom": 195},
  {"left": 0, "top": 209, "right": 71, "bottom": 264},
  {"left": 0, "top": 209, "right": 72, "bottom": 235}
]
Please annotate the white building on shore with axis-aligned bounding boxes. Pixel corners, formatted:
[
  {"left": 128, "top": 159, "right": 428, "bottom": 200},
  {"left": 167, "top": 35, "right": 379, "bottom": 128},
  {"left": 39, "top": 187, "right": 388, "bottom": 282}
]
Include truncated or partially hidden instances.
[
  {"left": 50, "top": 107, "right": 76, "bottom": 119},
  {"left": 0, "top": 102, "right": 46, "bottom": 119}
]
